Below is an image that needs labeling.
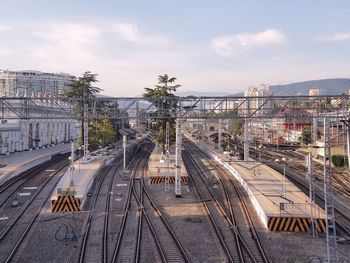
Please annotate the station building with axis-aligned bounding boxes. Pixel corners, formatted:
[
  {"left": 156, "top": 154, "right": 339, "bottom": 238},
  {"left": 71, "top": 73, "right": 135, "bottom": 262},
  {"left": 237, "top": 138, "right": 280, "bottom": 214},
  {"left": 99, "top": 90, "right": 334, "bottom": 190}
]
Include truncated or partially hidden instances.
[
  {"left": 0, "top": 119, "right": 79, "bottom": 154},
  {"left": 0, "top": 70, "right": 79, "bottom": 154},
  {"left": 0, "top": 100, "right": 80, "bottom": 154}
]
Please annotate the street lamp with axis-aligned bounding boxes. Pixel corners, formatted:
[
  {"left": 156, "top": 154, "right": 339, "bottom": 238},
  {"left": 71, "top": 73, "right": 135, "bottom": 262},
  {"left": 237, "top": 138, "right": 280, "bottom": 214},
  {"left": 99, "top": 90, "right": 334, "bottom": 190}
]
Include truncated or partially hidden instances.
[{"left": 275, "top": 157, "right": 287, "bottom": 198}]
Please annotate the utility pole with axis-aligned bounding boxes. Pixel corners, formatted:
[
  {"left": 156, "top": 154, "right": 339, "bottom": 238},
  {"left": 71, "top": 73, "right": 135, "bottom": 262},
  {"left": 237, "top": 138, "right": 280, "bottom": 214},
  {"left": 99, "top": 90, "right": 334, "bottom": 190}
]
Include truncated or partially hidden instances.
[
  {"left": 136, "top": 100, "right": 139, "bottom": 128},
  {"left": 123, "top": 135, "right": 127, "bottom": 172},
  {"left": 244, "top": 118, "right": 249, "bottom": 162},
  {"left": 323, "top": 118, "right": 337, "bottom": 262},
  {"left": 175, "top": 119, "right": 182, "bottom": 198},
  {"left": 69, "top": 142, "right": 75, "bottom": 187},
  {"left": 244, "top": 101, "right": 250, "bottom": 162},
  {"left": 165, "top": 122, "right": 170, "bottom": 192},
  {"left": 307, "top": 153, "right": 317, "bottom": 238},
  {"left": 83, "top": 104, "right": 89, "bottom": 163},
  {"left": 218, "top": 118, "right": 223, "bottom": 151},
  {"left": 341, "top": 118, "right": 350, "bottom": 177},
  {"left": 312, "top": 117, "right": 318, "bottom": 156}
]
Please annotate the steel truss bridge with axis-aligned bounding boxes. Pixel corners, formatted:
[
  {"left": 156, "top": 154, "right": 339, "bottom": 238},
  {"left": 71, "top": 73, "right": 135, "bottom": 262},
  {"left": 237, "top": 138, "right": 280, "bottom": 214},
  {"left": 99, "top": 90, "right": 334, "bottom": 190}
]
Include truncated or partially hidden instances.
[{"left": 0, "top": 95, "right": 349, "bottom": 120}]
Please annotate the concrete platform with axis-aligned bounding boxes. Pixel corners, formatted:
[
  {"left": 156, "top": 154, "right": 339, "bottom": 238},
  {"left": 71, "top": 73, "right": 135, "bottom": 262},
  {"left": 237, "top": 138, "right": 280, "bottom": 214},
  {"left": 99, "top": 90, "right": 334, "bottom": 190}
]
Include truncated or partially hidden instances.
[
  {"left": 50, "top": 140, "right": 140, "bottom": 212},
  {"left": 0, "top": 144, "right": 71, "bottom": 186},
  {"left": 185, "top": 135, "right": 326, "bottom": 233}
]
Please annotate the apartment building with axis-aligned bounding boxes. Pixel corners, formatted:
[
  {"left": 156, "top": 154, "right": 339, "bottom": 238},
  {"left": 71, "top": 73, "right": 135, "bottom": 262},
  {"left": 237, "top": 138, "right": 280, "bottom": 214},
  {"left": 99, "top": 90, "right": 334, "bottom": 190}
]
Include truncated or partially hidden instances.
[{"left": 0, "top": 70, "right": 74, "bottom": 97}]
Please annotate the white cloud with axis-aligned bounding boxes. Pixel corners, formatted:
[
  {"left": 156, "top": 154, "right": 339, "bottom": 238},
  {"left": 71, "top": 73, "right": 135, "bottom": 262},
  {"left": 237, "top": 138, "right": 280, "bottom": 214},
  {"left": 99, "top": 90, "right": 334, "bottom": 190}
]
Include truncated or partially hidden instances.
[
  {"left": 210, "top": 36, "right": 235, "bottom": 56},
  {"left": 29, "top": 23, "right": 100, "bottom": 64},
  {"left": 316, "top": 33, "right": 350, "bottom": 42},
  {"left": 111, "top": 22, "right": 139, "bottom": 42},
  {"left": 110, "top": 22, "right": 168, "bottom": 46},
  {"left": 211, "top": 29, "right": 286, "bottom": 57},
  {"left": 237, "top": 29, "right": 286, "bottom": 48}
]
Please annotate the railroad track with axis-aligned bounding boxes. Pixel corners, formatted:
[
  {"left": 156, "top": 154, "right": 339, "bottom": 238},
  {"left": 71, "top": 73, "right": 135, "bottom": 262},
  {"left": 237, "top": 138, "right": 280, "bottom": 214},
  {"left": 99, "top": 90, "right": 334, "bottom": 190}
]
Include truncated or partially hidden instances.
[
  {"left": 187, "top": 142, "right": 268, "bottom": 262},
  {"left": 111, "top": 146, "right": 146, "bottom": 263},
  {"left": 184, "top": 142, "right": 269, "bottom": 263},
  {"left": 183, "top": 150, "right": 242, "bottom": 263},
  {"left": 78, "top": 155, "right": 123, "bottom": 263},
  {"left": 264, "top": 146, "right": 350, "bottom": 197},
  {"left": 112, "top": 142, "right": 191, "bottom": 263},
  {"left": 139, "top": 148, "right": 190, "bottom": 263},
  {"left": 0, "top": 161, "right": 69, "bottom": 263},
  {"left": 0, "top": 153, "right": 69, "bottom": 209}
]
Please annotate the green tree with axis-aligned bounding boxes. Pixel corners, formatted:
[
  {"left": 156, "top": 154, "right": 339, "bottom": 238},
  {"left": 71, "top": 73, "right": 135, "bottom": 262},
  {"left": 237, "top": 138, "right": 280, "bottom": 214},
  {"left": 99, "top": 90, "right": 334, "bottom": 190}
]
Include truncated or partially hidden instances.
[
  {"left": 221, "top": 139, "right": 230, "bottom": 151},
  {"left": 64, "top": 71, "right": 102, "bottom": 98},
  {"left": 331, "top": 154, "right": 347, "bottom": 167},
  {"left": 300, "top": 125, "right": 312, "bottom": 145},
  {"left": 143, "top": 74, "right": 181, "bottom": 152},
  {"left": 88, "top": 119, "right": 116, "bottom": 151},
  {"left": 228, "top": 119, "right": 244, "bottom": 137},
  {"left": 63, "top": 72, "right": 107, "bottom": 149}
]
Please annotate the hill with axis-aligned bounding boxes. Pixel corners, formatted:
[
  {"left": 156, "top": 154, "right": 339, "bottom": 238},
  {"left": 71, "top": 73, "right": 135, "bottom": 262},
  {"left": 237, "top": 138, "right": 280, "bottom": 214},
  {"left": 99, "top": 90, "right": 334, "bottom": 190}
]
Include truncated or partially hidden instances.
[
  {"left": 177, "top": 79, "right": 350, "bottom": 97},
  {"left": 269, "top": 78, "right": 350, "bottom": 96}
]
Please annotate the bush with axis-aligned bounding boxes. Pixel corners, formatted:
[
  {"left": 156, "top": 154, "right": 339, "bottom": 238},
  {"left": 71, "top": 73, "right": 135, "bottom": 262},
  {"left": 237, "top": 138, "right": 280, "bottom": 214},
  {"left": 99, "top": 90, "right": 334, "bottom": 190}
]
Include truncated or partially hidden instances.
[
  {"left": 221, "top": 140, "right": 230, "bottom": 151},
  {"left": 331, "top": 154, "right": 348, "bottom": 168}
]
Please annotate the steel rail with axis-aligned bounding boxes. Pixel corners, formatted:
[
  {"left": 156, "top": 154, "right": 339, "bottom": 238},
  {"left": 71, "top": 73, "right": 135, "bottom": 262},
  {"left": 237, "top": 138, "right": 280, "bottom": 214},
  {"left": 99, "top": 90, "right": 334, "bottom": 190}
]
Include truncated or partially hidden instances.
[
  {"left": 78, "top": 156, "right": 123, "bottom": 263},
  {"left": 111, "top": 146, "right": 147, "bottom": 262},
  {"left": 138, "top": 143, "right": 191, "bottom": 263},
  {"left": 0, "top": 153, "right": 69, "bottom": 203},
  {"left": 190, "top": 143, "right": 269, "bottom": 263},
  {"left": 185, "top": 144, "right": 259, "bottom": 262},
  {"left": 187, "top": 142, "right": 269, "bottom": 263},
  {"left": 131, "top": 143, "right": 168, "bottom": 263},
  {"left": 0, "top": 162, "right": 69, "bottom": 263},
  {"left": 182, "top": 149, "right": 239, "bottom": 262}
]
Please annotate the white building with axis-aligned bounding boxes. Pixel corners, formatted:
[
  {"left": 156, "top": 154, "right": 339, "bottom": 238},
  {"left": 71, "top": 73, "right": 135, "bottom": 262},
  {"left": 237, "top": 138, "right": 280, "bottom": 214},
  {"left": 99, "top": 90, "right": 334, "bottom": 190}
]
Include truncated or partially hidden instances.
[
  {"left": 244, "top": 84, "right": 272, "bottom": 116},
  {"left": 0, "top": 98, "right": 80, "bottom": 154},
  {"left": 309, "top": 88, "right": 320, "bottom": 96},
  {"left": 0, "top": 119, "right": 79, "bottom": 154},
  {"left": 0, "top": 70, "right": 74, "bottom": 97}
]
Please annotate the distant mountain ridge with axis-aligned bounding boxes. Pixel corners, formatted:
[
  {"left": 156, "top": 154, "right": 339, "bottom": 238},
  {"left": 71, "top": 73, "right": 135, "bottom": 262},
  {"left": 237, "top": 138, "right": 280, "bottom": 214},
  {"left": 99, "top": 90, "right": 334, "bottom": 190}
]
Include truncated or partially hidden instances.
[
  {"left": 176, "top": 91, "right": 234, "bottom": 97},
  {"left": 179, "top": 78, "right": 350, "bottom": 97},
  {"left": 269, "top": 78, "right": 350, "bottom": 96}
]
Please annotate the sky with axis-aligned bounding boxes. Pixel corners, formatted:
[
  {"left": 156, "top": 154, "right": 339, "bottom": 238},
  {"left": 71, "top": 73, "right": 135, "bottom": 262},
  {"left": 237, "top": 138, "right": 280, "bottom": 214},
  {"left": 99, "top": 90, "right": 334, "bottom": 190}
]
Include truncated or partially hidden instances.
[{"left": 0, "top": 0, "right": 350, "bottom": 96}]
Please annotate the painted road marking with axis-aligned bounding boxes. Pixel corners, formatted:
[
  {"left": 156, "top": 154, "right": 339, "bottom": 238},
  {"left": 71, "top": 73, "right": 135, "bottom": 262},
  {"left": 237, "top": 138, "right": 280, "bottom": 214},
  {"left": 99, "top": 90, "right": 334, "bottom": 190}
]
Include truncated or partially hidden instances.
[
  {"left": 23, "top": 187, "right": 38, "bottom": 190},
  {"left": 116, "top": 184, "right": 127, "bottom": 187},
  {"left": 0, "top": 216, "right": 9, "bottom": 221},
  {"left": 18, "top": 192, "right": 31, "bottom": 197},
  {"left": 45, "top": 169, "right": 56, "bottom": 172}
]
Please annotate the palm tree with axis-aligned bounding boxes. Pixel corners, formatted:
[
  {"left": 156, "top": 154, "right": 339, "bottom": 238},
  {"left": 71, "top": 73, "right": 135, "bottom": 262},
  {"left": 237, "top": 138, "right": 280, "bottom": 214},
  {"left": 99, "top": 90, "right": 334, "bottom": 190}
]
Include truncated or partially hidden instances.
[
  {"left": 156, "top": 74, "right": 181, "bottom": 92},
  {"left": 143, "top": 74, "right": 181, "bottom": 152}
]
